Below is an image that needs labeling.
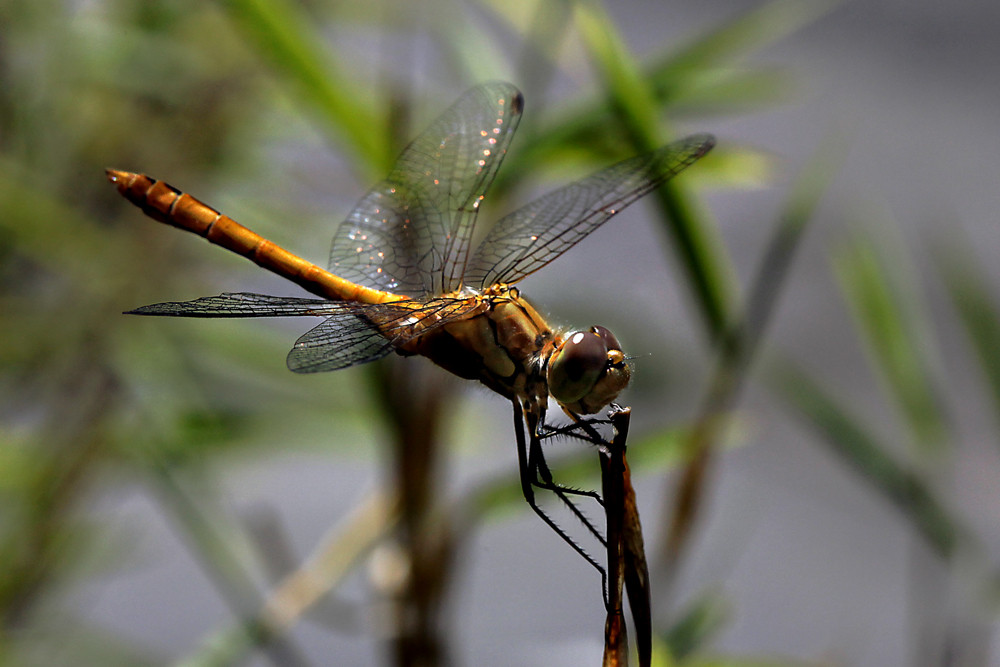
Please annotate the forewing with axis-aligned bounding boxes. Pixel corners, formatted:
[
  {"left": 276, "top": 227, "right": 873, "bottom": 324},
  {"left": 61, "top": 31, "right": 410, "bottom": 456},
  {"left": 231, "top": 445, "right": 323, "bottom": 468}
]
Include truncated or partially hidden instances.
[
  {"left": 464, "top": 134, "right": 715, "bottom": 288},
  {"left": 287, "top": 297, "right": 484, "bottom": 373},
  {"left": 127, "top": 293, "right": 399, "bottom": 370},
  {"left": 328, "top": 82, "right": 523, "bottom": 296},
  {"left": 126, "top": 292, "right": 339, "bottom": 317}
]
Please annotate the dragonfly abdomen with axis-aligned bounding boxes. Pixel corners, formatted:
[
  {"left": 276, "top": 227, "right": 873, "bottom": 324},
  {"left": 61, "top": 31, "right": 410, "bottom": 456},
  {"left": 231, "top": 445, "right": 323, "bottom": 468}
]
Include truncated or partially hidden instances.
[{"left": 107, "top": 169, "right": 404, "bottom": 306}]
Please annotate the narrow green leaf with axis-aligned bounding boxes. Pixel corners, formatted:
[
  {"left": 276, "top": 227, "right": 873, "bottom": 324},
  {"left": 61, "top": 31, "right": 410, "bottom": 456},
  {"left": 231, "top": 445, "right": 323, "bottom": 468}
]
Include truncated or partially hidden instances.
[
  {"left": 708, "top": 129, "right": 846, "bottom": 411},
  {"left": 660, "top": 68, "right": 800, "bottom": 115},
  {"left": 220, "top": 0, "right": 386, "bottom": 168},
  {"left": 832, "top": 224, "right": 949, "bottom": 457},
  {"left": 770, "top": 361, "right": 961, "bottom": 559},
  {"left": 935, "top": 243, "right": 1000, "bottom": 442},
  {"left": 662, "top": 592, "right": 730, "bottom": 660},
  {"left": 573, "top": 0, "right": 658, "bottom": 144},
  {"left": 650, "top": 0, "right": 838, "bottom": 83},
  {"left": 573, "top": 0, "right": 734, "bottom": 338},
  {"left": 496, "top": 0, "right": 833, "bottom": 177}
]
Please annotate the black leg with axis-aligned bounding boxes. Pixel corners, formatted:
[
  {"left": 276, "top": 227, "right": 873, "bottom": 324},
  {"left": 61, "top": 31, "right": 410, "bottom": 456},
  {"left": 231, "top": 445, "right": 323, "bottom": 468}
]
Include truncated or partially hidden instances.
[
  {"left": 532, "top": 411, "right": 626, "bottom": 508},
  {"left": 512, "top": 401, "right": 608, "bottom": 595},
  {"left": 527, "top": 429, "right": 607, "bottom": 526},
  {"left": 538, "top": 406, "right": 624, "bottom": 446}
]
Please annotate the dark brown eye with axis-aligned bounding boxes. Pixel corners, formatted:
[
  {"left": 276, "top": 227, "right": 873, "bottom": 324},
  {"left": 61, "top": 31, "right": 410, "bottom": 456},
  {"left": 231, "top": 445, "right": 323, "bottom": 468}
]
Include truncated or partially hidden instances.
[
  {"left": 547, "top": 330, "right": 608, "bottom": 405},
  {"left": 590, "top": 325, "right": 621, "bottom": 352}
]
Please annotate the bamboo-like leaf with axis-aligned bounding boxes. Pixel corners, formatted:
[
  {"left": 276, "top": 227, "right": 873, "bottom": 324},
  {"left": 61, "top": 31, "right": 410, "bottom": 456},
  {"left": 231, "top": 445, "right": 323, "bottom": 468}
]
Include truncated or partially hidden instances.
[
  {"left": 660, "top": 129, "right": 845, "bottom": 583},
  {"left": 770, "top": 361, "right": 960, "bottom": 558},
  {"left": 494, "top": 0, "right": 835, "bottom": 181},
  {"left": 661, "top": 592, "right": 730, "bottom": 661},
  {"left": 734, "top": 128, "right": 849, "bottom": 356},
  {"left": 935, "top": 242, "right": 1000, "bottom": 442},
  {"left": 832, "top": 223, "right": 949, "bottom": 457},
  {"left": 650, "top": 0, "right": 837, "bottom": 85},
  {"left": 660, "top": 68, "right": 800, "bottom": 115},
  {"left": 220, "top": 0, "right": 386, "bottom": 167},
  {"left": 573, "top": 0, "right": 733, "bottom": 337}
]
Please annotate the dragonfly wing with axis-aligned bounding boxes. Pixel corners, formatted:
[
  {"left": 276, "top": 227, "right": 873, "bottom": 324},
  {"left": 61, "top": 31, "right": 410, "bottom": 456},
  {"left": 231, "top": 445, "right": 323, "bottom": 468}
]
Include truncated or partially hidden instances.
[
  {"left": 287, "top": 297, "right": 485, "bottom": 373},
  {"left": 329, "top": 82, "right": 523, "bottom": 296},
  {"left": 286, "top": 312, "right": 396, "bottom": 373},
  {"left": 126, "top": 292, "right": 340, "bottom": 317},
  {"left": 464, "top": 134, "right": 715, "bottom": 288}
]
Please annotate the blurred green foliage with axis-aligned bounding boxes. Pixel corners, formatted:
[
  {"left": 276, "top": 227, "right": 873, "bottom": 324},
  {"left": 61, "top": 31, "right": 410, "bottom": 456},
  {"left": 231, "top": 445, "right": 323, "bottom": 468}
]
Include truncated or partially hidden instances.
[{"left": 1, "top": 0, "right": 997, "bottom": 665}]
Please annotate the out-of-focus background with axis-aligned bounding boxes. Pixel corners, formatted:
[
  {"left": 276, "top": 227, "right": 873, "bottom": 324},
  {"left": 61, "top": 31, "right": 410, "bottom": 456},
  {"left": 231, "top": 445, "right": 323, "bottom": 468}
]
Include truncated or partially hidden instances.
[{"left": 2, "top": 0, "right": 999, "bottom": 665}]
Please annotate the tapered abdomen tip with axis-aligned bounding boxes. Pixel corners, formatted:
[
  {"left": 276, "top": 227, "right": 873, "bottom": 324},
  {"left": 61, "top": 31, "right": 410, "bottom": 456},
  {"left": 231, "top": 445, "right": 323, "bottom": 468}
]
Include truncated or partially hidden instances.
[{"left": 105, "top": 168, "right": 134, "bottom": 185}]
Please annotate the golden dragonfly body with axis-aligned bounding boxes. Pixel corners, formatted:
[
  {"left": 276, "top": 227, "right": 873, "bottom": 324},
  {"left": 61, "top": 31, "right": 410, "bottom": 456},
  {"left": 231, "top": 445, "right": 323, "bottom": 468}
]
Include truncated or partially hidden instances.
[{"left": 110, "top": 81, "right": 713, "bottom": 579}]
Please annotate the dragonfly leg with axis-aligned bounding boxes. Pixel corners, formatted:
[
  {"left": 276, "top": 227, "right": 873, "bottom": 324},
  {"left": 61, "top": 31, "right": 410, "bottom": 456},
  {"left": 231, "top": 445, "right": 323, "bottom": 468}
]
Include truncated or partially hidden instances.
[
  {"left": 529, "top": 431, "right": 607, "bottom": 516},
  {"left": 533, "top": 411, "right": 627, "bottom": 508},
  {"left": 513, "top": 401, "right": 608, "bottom": 596},
  {"left": 539, "top": 406, "right": 623, "bottom": 445},
  {"left": 538, "top": 420, "right": 609, "bottom": 444}
]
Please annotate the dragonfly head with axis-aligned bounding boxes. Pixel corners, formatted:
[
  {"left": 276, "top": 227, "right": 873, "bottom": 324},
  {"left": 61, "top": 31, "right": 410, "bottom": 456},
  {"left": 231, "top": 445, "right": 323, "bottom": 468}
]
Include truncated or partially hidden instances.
[{"left": 547, "top": 325, "right": 631, "bottom": 415}]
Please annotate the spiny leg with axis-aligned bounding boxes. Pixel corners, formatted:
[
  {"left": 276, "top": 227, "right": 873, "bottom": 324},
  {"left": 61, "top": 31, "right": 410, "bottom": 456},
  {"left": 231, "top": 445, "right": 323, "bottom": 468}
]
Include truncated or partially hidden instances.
[
  {"left": 530, "top": 410, "right": 625, "bottom": 509},
  {"left": 539, "top": 406, "right": 623, "bottom": 445},
  {"left": 527, "top": 428, "right": 607, "bottom": 535},
  {"left": 512, "top": 401, "right": 608, "bottom": 596}
]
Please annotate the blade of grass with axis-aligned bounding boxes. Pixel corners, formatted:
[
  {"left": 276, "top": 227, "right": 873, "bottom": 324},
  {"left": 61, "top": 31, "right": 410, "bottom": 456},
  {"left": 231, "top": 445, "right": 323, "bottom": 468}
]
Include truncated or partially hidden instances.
[
  {"left": 431, "top": 0, "right": 517, "bottom": 84},
  {"left": 769, "top": 361, "right": 961, "bottom": 559},
  {"left": 660, "top": 130, "right": 846, "bottom": 585},
  {"left": 661, "top": 67, "right": 800, "bottom": 114},
  {"left": 494, "top": 0, "right": 834, "bottom": 188},
  {"left": 179, "top": 489, "right": 398, "bottom": 667},
  {"left": 832, "top": 223, "right": 949, "bottom": 458},
  {"left": 145, "top": 460, "right": 309, "bottom": 666},
  {"left": 574, "top": 0, "right": 733, "bottom": 337},
  {"left": 220, "top": 0, "right": 386, "bottom": 169},
  {"left": 935, "top": 241, "right": 1000, "bottom": 442},
  {"left": 649, "top": 0, "right": 838, "bottom": 91}
]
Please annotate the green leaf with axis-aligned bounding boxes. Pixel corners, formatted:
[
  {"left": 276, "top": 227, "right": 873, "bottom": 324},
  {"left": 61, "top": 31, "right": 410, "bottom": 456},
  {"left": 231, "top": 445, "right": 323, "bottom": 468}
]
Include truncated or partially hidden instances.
[
  {"left": 220, "top": 0, "right": 386, "bottom": 168},
  {"left": 770, "top": 361, "right": 961, "bottom": 559},
  {"left": 662, "top": 592, "right": 730, "bottom": 660},
  {"left": 935, "top": 241, "right": 1000, "bottom": 442},
  {"left": 832, "top": 221, "right": 949, "bottom": 457},
  {"left": 650, "top": 0, "right": 837, "bottom": 84},
  {"left": 573, "top": 0, "right": 734, "bottom": 338}
]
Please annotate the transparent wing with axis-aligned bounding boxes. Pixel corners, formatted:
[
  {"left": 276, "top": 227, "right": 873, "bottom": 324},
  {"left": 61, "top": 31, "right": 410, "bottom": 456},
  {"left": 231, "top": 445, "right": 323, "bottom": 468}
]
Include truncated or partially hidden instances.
[
  {"left": 287, "top": 297, "right": 484, "bottom": 373},
  {"left": 328, "top": 82, "right": 523, "bottom": 297},
  {"left": 126, "top": 292, "right": 339, "bottom": 317},
  {"left": 285, "top": 308, "right": 398, "bottom": 372},
  {"left": 126, "top": 293, "right": 399, "bottom": 369},
  {"left": 129, "top": 292, "right": 483, "bottom": 373},
  {"left": 464, "top": 134, "right": 715, "bottom": 289}
]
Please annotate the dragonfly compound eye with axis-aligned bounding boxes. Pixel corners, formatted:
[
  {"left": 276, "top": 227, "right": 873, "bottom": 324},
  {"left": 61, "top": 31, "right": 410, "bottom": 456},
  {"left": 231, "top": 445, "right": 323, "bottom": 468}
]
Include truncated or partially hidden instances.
[
  {"left": 548, "top": 327, "right": 631, "bottom": 415},
  {"left": 590, "top": 325, "right": 621, "bottom": 353}
]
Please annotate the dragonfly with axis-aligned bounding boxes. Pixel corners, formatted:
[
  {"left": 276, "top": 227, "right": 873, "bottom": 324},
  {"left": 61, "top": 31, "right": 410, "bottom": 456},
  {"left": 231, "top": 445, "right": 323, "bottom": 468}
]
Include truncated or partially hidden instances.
[{"left": 110, "top": 81, "right": 713, "bottom": 584}]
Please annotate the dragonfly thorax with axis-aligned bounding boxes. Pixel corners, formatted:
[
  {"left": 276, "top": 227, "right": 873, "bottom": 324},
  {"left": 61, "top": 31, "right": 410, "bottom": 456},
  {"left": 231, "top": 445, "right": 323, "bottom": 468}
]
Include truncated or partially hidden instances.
[
  {"left": 547, "top": 325, "right": 630, "bottom": 415},
  {"left": 409, "top": 284, "right": 630, "bottom": 416}
]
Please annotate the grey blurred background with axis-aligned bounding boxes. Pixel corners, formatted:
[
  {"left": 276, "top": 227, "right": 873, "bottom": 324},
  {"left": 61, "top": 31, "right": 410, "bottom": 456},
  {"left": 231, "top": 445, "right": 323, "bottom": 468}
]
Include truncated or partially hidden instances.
[{"left": 2, "top": 0, "right": 999, "bottom": 665}]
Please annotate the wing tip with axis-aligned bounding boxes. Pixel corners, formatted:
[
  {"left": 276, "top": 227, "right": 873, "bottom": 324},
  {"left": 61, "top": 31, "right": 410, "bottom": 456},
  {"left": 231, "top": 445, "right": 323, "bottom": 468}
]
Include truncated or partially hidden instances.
[
  {"left": 124, "top": 305, "right": 163, "bottom": 316},
  {"left": 688, "top": 133, "right": 716, "bottom": 158}
]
